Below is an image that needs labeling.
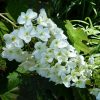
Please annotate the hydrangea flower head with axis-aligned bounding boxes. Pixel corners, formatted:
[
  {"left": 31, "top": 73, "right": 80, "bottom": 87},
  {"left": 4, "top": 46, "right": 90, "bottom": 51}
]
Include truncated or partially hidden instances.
[{"left": 2, "top": 8, "right": 97, "bottom": 98}]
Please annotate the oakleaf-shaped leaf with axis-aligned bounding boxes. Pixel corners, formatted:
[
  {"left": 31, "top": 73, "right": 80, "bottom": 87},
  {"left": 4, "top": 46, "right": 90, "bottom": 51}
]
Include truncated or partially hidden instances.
[{"left": 65, "top": 20, "right": 90, "bottom": 54}]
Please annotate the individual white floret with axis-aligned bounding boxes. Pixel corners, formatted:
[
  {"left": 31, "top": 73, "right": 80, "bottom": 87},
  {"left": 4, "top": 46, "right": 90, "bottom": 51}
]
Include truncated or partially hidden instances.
[
  {"left": 51, "top": 27, "right": 67, "bottom": 40},
  {"left": 2, "top": 46, "right": 27, "bottom": 62},
  {"left": 17, "top": 9, "right": 37, "bottom": 26},
  {"left": 69, "top": 70, "right": 79, "bottom": 83},
  {"left": 36, "top": 25, "right": 50, "bottom": 41},
  {"left": 18, "top": 26, "right": 33, "bottom": 43},
  {"left": 40, "top": 48, "right": 54, "bottom": 63},
  {"left": 20, "top": 57, "right": 37, "bottom": 71},
  {"left": 77, "top": 68, "right": 89, "bottom": 78},
  {"left": 50, "top": 39, "right": 68, "bottom": 48},
  {"left": 75, "top": 79, "right": 86, "bottom": 88},
  {"left": 49, "top": 67, "right": 62, "bottom": 84},
  {"left": 2, "top": 47, "right": 16, "bottom": 61},
  {"left": 62, "top": 75, "right": 72, "bottom": 87},
  {"left": 33, "top": 42, "right": 47, "bottom": 60},
  {"left": 54, "top": 49, "right": 63, "bottom": 64},
  {"left": 3, "top": 30, "right": 24, "bottom": 48},
  {"left": 18, "top": 51, "right": 31, "bottom": 62},
  {"left": 34, "top": 41, "right": 47, "bottom": 50},
  {"left": 37, "top": 8, "right": 48, "bottom": 27},
  {"left": 46, "top": 48, "right": 54, "bottom": 56},
  {"left": 65, "top": 45, "right": 77, "bottom": 58},
  {"left": 46, "top": 19, "right": 57, "bottom": 29},
  {"left": 54, "top": 63, "right": 67, "bottom": 78},
  {"left": 67, "top": 51, "right": 77, "bottom": 58},
  {"left": 37, "top": 9, "right": 57, "bottom": 29},
  {"left": 30, "top": 26, "right": 37, "bottom": 37},
  {"left": 36, "top": 63, "right": 50, "bottom": 78},
  {"left": 41, "top": 53, "right": 54, "bottom": 64},
  {"left": 66, "top": 61, "right": 76, "bottom": 74},
  {"left": 54, "top": 48, "right": 68, "bottom": 64}
]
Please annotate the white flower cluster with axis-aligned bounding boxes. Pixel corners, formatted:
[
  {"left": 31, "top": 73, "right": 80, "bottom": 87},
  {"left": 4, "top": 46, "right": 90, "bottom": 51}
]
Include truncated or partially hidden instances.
[{"left": 2, "top": 9, "right": 92, "bottom": 88}]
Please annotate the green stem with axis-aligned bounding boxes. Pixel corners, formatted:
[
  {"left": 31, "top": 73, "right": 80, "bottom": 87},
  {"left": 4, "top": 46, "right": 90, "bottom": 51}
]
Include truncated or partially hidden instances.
[
  {"left": 0, "top": 13, "right": 17, "bottom": 28},
  {"left": 70, "top": 20, "right": 89, "bottom": 25},
  {"left": 85, "top": 17, "right": 93, "bottom": 28}
]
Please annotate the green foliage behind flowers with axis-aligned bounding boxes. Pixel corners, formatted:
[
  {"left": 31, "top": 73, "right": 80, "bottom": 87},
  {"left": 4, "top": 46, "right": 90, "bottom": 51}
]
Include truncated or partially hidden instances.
[{"left": 50, "top": 0, "right": 100, "bottom": 23}]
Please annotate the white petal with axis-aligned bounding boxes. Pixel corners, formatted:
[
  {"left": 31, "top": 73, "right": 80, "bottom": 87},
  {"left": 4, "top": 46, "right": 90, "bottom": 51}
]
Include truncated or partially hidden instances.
[
  {"left": 15, "top": 39, "right": 24, "bottom": 48},
  {"left": 20, "top": 12, "right": 26, "bottom": 18},
  {"left": 63, "top": 81, "right": 70, "bottom": 87},
  {"left": 3, "top": 34, "right": 10, "bottom": 40},
  {"left": 25, "top": 19, "right": 32, "bottom": 26},
  {"left": 24, "top": 36, "right": 31, "bottom": 43},
  {"left": 37, "top": 25, "right": 43, "bottom": 32},
  {"left": 18, "top": 27, "right": 25, "bottom": 39},
  {"left": 17, "top": 15, "right": 25, "bottom": 24},
  {"left": 30, "top": 28, "right": 37, "bottom": 37},
  {"left": 39, "top": 8, "right": 47, "bottom": 19},
  {"left": 26, "top": 9, "right": 37, "bottom": 19}
]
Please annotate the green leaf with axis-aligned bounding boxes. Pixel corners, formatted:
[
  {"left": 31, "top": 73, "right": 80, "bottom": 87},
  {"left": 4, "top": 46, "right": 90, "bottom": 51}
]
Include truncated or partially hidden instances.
[
  {"left": 16, "top": 65, "right": 28, "bottom": 74},
  {"left": 0, "top": 21, "right": 9, "bottom": 32},
  {"left": 0, "top": 21, "right": 10, "bottom": 44},
  {"left": 95, "top": 56, "right": 100, "bottom": 65},
  {"left": 0, "top": 58, "right": 6, "bottom": 69},
  {"left": 0, "top": 72, "right": 20, "bottom": 100},
  {"left": 74, "top": 41, "right": 90, "bottom": 54},
  {"left": 7, "top": 72, "right": 20, "bottom": 90},
  {"left": 90, "top": 44, "right": 100, "bottom": 54},
  {"left": 0, "top": 90, "right": 18, "bottom": 100},
  {"left": 93, "top": 69, "right": 100, "bottom": 88},
  {"left": 65, "top": 20, "right": 90, "bottom": 54}
]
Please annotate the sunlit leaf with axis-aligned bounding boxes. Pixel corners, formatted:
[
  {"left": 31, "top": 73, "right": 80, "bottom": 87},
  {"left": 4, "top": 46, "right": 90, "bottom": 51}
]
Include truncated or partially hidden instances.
[{"left": 65, "top": 20, "right": 90, "bottom": 54}]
